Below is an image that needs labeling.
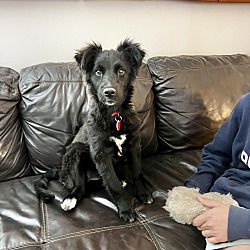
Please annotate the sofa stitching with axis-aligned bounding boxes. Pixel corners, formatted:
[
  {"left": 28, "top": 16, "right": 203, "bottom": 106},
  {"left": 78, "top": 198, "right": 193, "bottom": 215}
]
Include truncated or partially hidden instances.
[
  {"left": 0, "top": 242, "right": 42, "bottom": 250},
  {"left": 42, "top": 243, "right": 48, "bottom": 250},
  {"left": 37, "top": 224, "right": 141, "bottom": 247},
  {"left": 48, "top": 222, "right": 140, "bottom": 242},
  {"left": 44, "top": 203, "right": 50, "bottom": 241},
  {"left": 148, "top": 59, "right": 250, "bottom": 73},
  {"left": 40, "top": 200, "right": 46, "bottom": 243},
  {"left": 46, "top": 212, "right": 168, "bottom": 243},
  {"left": 145, "top": 213, "right": 168, "bottom": 222},
  {"left": 166, "top": 155, "right": 190, "bottom": 177},
  {"left": 19, "top": 81, "right": 84, "bottom": 90},
  {"left": 136, "top": 213, "right": 162, "bottom": 250},
  {"left": 0, "top": 214, "right": 168, "bottom": 250},
  {"left": 40, "top": 201, "right": 51, "bottom": 243},
  {"left": 22, "top": 80, "right": 84, "bottom": 85},
  {"left": 156, "top": 63, "right": 250, "bottom": 74},
  {"left": 0, "top": 203, "right": 47, "bottom": 250}
]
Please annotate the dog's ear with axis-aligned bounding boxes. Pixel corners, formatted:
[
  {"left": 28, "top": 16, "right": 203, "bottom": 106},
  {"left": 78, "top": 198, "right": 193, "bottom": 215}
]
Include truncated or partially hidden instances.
[
  {"left": 74, "top": 42, "right": 102, "bottom": 72},
  {"left": 117, "top": 39, "right": 146, "bottom": 70}
]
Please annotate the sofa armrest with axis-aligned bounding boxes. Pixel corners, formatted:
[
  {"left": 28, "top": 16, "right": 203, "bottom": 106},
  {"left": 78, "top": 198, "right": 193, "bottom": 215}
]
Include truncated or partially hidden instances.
[{"left": 0, "top": 67, "right": 30, "bottom": 181}]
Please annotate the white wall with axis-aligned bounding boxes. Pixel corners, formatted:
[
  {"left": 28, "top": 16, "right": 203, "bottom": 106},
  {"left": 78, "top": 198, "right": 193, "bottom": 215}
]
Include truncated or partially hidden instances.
[{"left": 1, "top": 0, "right": 250, "bottom": 72}]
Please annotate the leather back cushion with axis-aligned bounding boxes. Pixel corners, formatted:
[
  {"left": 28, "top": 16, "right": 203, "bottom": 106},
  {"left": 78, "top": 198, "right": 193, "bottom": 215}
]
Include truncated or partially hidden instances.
[
  {"left": 0, "top": 67, "right": 31, "bottom": 181},
  {"left": 147, "top": 54, "right": 250, "bottom": 152},
  {"left": 19, "top": 62, "right": 156, "bottom": 173}
]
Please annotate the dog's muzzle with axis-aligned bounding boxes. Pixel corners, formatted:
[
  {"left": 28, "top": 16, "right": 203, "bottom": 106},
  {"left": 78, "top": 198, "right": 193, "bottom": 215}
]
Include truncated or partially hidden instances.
[{"left": 103, "top": 87, "right": 116, "bottom": 106}]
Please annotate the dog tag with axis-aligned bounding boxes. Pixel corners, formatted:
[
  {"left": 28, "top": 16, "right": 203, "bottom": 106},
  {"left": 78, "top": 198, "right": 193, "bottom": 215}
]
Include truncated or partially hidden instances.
[
  {"left": 116, "top": 119, "right": 121, "bottom": 131},
  {"left": 112, "top": 112, "right": 122, "bottom": 131}
]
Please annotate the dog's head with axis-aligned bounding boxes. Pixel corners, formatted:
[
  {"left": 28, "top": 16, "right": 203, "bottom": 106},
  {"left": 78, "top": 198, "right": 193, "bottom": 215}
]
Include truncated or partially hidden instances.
[{"left": 74, "top": 39, "right": 145, "bottom": 108}]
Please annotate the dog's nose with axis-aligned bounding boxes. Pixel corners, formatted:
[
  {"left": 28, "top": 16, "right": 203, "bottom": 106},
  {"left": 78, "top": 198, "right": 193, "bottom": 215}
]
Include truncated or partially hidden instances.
[{"left": 103, "top": 88, "right": 116, "bottom": 98}]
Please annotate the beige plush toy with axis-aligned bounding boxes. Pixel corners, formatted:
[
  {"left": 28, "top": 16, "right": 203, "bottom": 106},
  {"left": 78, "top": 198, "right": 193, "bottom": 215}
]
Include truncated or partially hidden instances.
[{"left": 163, "top": 186, "right": 239, "bottom": 225}]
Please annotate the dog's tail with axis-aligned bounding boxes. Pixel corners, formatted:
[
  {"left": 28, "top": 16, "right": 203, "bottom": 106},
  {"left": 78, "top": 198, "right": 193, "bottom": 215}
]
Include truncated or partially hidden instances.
[{"left": 34, "top": 169, "right": 59, "bottom": 203}]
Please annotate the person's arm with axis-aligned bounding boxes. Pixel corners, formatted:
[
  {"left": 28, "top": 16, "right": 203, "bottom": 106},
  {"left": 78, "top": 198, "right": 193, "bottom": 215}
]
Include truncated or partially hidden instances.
[
  {"left": 185, "top": 99, "right": 242, "bottom": 193},
  {"left": 228, "top": 205, "right": 250, "bottom": 242}
]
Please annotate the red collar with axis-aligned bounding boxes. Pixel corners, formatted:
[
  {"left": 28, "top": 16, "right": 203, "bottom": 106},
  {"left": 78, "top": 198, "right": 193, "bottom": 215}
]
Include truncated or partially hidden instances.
[{"left": 112, "top": 111, "right": 120, "bottom": 117}]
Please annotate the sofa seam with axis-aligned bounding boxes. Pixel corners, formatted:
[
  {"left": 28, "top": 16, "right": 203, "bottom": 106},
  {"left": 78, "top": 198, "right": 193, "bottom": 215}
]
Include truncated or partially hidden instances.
[
  {"left": 43, "top": 213, "right": 168, "bottom": 245},
  {"left": 19, "top": 80, "right": 85, "bottom": 91},
  {"left": 167, "top": 154, "right": 191, "bottom": 177},
  {"left": 45, "top": 222, "right": 141, "bottom": 243},
  {"left": 148, "top": 61, "right": 250, "bottom": 74},
  {"left": 22, "top": 80, "right": 84, "bottom": 85},
  {"left": 0, "top": 201, "right": 47, "bottom": 250},
  {"left": 41, "top": 201, "right": 50, "bottom": 243},
  {"left": 136, "top": 212, "right": 165, "bottom": 250},
  {"left": 0, "top": 242, "right": 42, "bottom": 250},
  {"left": 0, "top": 211, "right": 168, "bottom": 250},
  {"left": 141, "top": 110, "right": 157, "bottom": 153},
  {"left": 40, "top": 200, "right": 46, "bottom": 242},
  {"left": 44, "top": 203, "right": 51, "bottom": 241}
]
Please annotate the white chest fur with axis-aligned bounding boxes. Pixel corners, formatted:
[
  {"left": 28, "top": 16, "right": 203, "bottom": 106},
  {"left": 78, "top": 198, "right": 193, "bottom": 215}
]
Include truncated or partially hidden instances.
[{"left": 109, "top": 134, "right": 127, "bottom": 156}]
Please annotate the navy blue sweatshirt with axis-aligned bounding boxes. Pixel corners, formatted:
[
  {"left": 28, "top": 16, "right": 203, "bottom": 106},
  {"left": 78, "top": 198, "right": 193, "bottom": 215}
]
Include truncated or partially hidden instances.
[{"left": 185, "top": 92, "right": 250, "bottom": 241}]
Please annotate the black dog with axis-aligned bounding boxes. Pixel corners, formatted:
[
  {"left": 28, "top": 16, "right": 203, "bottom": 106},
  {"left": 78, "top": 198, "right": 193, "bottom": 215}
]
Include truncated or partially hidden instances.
[{"left": 34, "top": 39, "right": 153, "bottom": 222}]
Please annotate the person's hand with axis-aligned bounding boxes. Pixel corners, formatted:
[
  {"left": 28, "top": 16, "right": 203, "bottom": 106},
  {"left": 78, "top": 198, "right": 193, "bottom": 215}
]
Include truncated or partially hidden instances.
[{"left": 192, "top": 195, "right": 230, "bottom": 244}]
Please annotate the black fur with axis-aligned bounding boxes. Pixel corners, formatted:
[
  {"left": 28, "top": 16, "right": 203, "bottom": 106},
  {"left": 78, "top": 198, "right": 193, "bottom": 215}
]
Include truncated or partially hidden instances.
[{"left": 34, "top": 39, "right": 153, "bottom": 222}]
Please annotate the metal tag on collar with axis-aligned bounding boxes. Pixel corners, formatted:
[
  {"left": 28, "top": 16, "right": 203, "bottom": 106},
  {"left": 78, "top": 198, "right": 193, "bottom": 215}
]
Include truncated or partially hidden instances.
[{"left": 112, "top": 112, "right": 122, "bottom": 131}]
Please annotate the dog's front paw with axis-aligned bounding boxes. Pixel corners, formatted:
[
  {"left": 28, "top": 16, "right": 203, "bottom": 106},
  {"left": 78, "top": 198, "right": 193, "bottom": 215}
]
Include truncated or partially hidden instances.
[
  {"left": 138, "top": 192, "right": 153, "bottom": 204},
  {"left": 118, "top": 206, "right": 136, "bottom": 223},
  {"left": 39, "top": 192, "right": 55, "bottom": 203},
  {"left": 61, "top": 197, "right": 77, "bottom": 211},
  {"left": 136, "top": 185, "right": 153, "bottom": 204},
  {"left": 135, "top": 175, "right": 154, "bottom": 204}
]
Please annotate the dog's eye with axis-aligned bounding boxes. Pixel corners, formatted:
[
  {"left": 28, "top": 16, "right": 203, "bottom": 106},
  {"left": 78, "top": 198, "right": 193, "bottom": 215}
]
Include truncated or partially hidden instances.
[
  {"left": 95, "top": 70, "right": 102, "bottom": 77},
  {"left": 118, "top": 68, "right": 125, "bottom": 76}
]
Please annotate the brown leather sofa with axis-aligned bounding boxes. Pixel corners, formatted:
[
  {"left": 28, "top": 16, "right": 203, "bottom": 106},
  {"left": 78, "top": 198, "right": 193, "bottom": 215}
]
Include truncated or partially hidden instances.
[{"left": 1, "top": 54, "right": 250, "bottom": 250}]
